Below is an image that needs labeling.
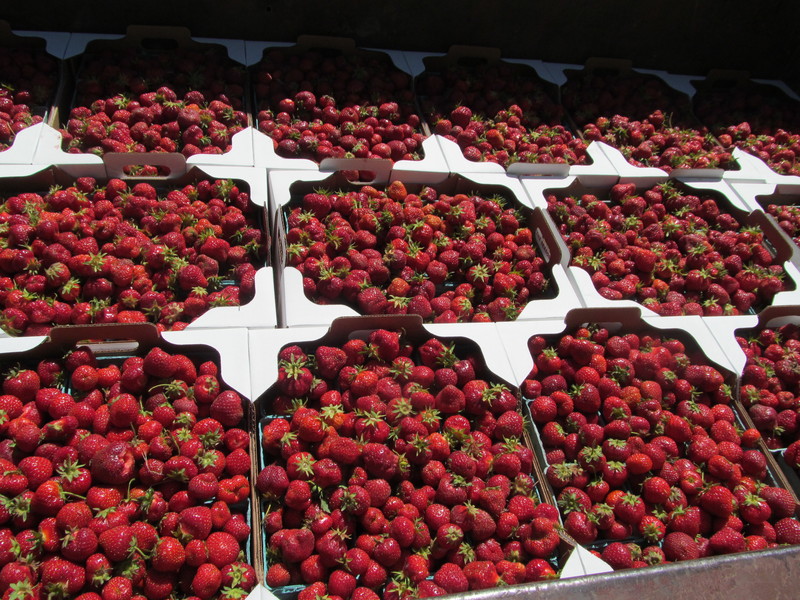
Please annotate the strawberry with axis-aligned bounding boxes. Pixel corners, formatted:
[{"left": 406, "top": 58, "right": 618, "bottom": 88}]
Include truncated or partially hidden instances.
[
  {"left": 709, "top": 527, "right": 746, "bottom": 555},
  {"left": 191, "top": 563, "right": 222, "bottom": 600},
  {"left": 775, "top": 518, "right": 800, "bottom": 544},
  {"left": 142, "top": 348, "right": 178, "bottom": 379},
  {"left": 90, "top": 441, "right": 135, "bottom": 486},
  {"left": 209, "top": 391, "right": 244, "bottom": 428}
]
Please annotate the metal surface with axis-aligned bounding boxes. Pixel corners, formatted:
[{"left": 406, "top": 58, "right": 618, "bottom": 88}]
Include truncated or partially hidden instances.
[{"left": 453, "top": 546, "right": 800, "bottom": 600}]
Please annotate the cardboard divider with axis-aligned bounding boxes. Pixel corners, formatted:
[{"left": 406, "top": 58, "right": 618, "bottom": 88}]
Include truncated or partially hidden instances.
[
  {"left": 0, "top": 122, "right": 45, "bottom": 166},
  {"left": 270, "top": 167, "right": 579, "bottom": 327}
]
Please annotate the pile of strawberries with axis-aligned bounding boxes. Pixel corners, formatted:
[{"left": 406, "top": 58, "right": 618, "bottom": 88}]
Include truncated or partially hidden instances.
[
  {"left": 0, "top": 343, "right": 255, "bottom": 599},
  {"left": 60, "top": 47, "right": 248, "bottom": 161},
  {"left": 257, "top": 328, "right": 562, "bottom": 598},
  {"left": 561, "top": 69, "right": 693, "bottom": 129},
  {"left": 581, "top": 111, "right": 736, "bottom": 172},
  {"left": 521, "top": 322, "right": 800, "bottom": 569},
  {"left": 547, "top": 181, "right": 789, "bottom": 316},
  {"left": 561, "top": 70, "right": 735, "bottom": 172},
  {"left": 0, "top": 46, "right": 58, "bottom": 151},
  {"left": 253, "top": 48, "right": 425, "bottom": 164},
  {"left": 418, "top": 62, "right": 589, "bottom": 168},
  {"left": 0, "top": 176, "right": 265, "bottom": 335},
  {"left": 286, "top": 181, "right": 553, "bottom": 322},
  {"left": 693, "top": 84, "right": 800, "bottom": 176},
  {"left": 736, "top": 324, "right": 800, "bottom": 455},
  {"left": 765, "top": 202, "right": 800, "bottom": 249}
]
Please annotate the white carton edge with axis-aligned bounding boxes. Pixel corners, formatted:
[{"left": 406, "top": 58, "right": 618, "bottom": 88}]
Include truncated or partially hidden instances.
[
  {"left": 437, "top": 136, "right": 618, "bottom": 185},
  {"left": 751, "top": 78, "right": 800, "bottom": 102},
  {"left": 632, "top": 68, "right": 699, "bottom": 99},
  {"left": 538, "top": 61, "right": 581, "bottom": 87},
  {"left": 503, "top": 57, "right": 561, "bottom": 86},
  {"left": 701, "top": 315, "right": 758, "bottom": 375},
  {"left": 680, "top": 177, "right": 754, "bottom": 213},
  {"left": 596, "top": 143, "right": 670, "bottom": 186},
  {"left": 519, "top": 175, "right": 577, "bottom": 211},
  {"left": 282, "top": 268, "right": 359, "bottom": 328},
  {"left": 0, "top": 335, "right": 49, "bottom": 352},
  {"left": 32, "top": 123, "right": 121, "bottom": 179},
  {"left": 504, "top": 57, "right": 564, "bottom": 87},
  {"left": 402, "top": 50, "right": 444, "bottom": 77},
  {"left": 0, "top": 161, "right": 51, "bottom": 180},
  {"left": 257, "top": 585, "right": 278, "bottom": 600},
  {"left": 189, "top": 163, "right": 269, "bottom": 210},
  {"left": 248, "top": 325, "right": 330, "bottom": 400},
  {"left": 34, "top": 123, "right": 254, "bottom": 175},
  {"left": 770, "top": 262, "right": 800, "bottom": 308},
  {"left": 562, "top": 141, "right": 620, "bottom": 187},
  {"left": 11, "top": 30, "right": 71, "bottom": 58},
  {"left": 724, "top": 147, "right": 800, "bottom": 186},
  {"left": 63, "top": 33, "right": 125, "bottom": 58},
  {"left": 190, "top": 37, "right": 247, "bottom": 65},
  {"left": 387, "top": 136, "right": 451, "bottom": 184},
  {"left": 63, "top": 32, "right": 246, "bottom": 64},
  {"left": 185, "top": 267, "right": 278, "bottom": 330},
  {"left": 243, "top": 40, "right": 294, "bottom": 66},
  {"left": 544, "top": 60, "right": 698, "bottom": 98},
  {"left": 424, "top": 321, "right": 518, "bottom": 385},
  {"left": 457, "top": 170, "right": 532, "bottom": 203},
  {"left": 436, "top": 135, "right": 508, "bottom": 176},
  {"left": 494, "top": 317, "right": 569, "bottom": 385},
  {"left": 516, "top": 265, "right": 582, "bottom": 321},
  {"left": 725, "top": 181, "right": 779, "bottom": 213},
  {"left": 0, "top": 123, "right": 43, "bottom": 165},
  {"left": 568, "top": 266, "right": 661, "bottom": 317},
  {"left": 161, "top": 326, "right": 252, "bottom": 401},
  {"left": 561, "top": 545, "right": 615, "bottom": 578},
  {"left": 641, "top": 314, "right": 737, "bottom": 373},
  {"left": 252, "top": 129, "right": 320, "bottom": 171},
  {"left": 185, "top": 128, "right": 256, "bottom": 168}
]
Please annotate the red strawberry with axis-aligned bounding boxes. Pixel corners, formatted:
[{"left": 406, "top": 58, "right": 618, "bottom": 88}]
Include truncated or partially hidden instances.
[
  {"left": 90, "top": 441, "right": 135, "bottom": 485},
  {"left": 663, "top": 531, "right": 700, "bottom": 561},
  {"left": 142, "top": 348, "right": 177, "bottom": 379}
]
